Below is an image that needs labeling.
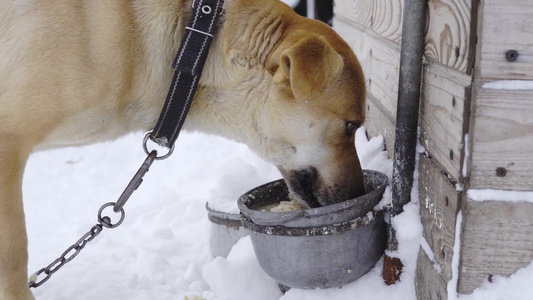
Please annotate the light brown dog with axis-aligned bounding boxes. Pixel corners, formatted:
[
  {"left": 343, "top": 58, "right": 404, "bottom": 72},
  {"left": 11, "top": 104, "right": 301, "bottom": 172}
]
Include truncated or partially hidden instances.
[{"left": 0, "top": 0, "right": 365, "bottom": 298}]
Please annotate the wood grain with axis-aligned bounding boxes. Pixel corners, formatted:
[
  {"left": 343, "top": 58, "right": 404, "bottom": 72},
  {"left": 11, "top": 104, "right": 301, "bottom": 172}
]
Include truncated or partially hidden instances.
[
  {"left": 419, "top": 64, "right": 472, "bottom": 181},
  {"left": 335, "top": 0, "right": 475, "bottom": 72},
  {"left": 368, "top": 36, "right": 400, "bottom": 118},
  {"left": 425, "top": 0, "right": 474, "bottom": 73},
  {"left": 368, "top": 39, "right": 400, "bottom": 119},
  {"left": 333, "top": 19, "right": 372, "bottom": 83},
  {"left": 458, "top": 199, "right": 533, "bottom": 294},
  {"left": 334, "top": 18, "right": 398, "bottom": 155},
  {"left": 333, "top": 1, "right": 533, "bottom": 297},
  {"left": 468, "top": 86, "right": 533, "bottom": 191},
  {"left": 365, "top": 93, "right": 396, "bottom": 158},
  {"left": 334, "top": 18, "right": 401, "bottom": 122},
  {"left": 334, "top": 0, "right": 403, "bottom": 44},
  {"left": 415, "top": 247, "right": 448, "bottom": 300},
  {"left": 477, "top": 0, "right": 533, "bottom": 80},
  {"left": 418, "top": 154, "right": 461, "bottom": 282}
]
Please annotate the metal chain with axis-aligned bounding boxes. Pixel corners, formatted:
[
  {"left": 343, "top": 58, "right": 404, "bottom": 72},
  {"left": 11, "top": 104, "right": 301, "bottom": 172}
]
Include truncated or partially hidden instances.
[
  {"left": 28, "top": 222, "right": 106, "bottom": 287},
  {"left": 29, "top": 134, "right": 173, "bottom": 288}
]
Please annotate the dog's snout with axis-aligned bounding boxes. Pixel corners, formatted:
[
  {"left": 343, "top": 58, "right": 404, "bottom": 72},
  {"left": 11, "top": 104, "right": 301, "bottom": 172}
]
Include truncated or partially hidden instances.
[
  {"left": 282, "top": 160, "right": 365, "bottom": 209},
  {"left": 287, "top": 167, "right": 322, "bottom": 208}
]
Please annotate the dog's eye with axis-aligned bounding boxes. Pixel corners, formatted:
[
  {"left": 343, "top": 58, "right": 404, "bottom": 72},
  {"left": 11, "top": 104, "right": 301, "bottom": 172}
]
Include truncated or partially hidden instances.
[{"left": 345, "top": 121, "right": 360, "bottom": 136}]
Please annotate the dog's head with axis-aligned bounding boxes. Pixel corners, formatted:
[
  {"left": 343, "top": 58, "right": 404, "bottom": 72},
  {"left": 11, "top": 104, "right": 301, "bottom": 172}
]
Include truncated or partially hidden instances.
[
  {"left": 211, "top": 2, "right": 366, "bottom": 208},
  {"left": 257, "top": 21, "right": 366, "bottom": 208}
]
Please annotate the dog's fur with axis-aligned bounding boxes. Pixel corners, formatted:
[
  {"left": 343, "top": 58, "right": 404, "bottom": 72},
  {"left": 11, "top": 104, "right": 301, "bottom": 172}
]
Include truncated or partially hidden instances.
[{"left": 0, "top": 0, "right": 365, "bottom": 298}]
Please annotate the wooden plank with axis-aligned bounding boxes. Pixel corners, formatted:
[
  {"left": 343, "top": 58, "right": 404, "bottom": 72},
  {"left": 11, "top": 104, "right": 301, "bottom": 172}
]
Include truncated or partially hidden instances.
[
  {"left": 333, "top": 0, "right": 373, "bottom": 30},
  {"left": 333, "top": 19, "right": 372, "bottom": 81},
  {"left": 419, "top": 64, "right": 472, "bottom": 181},
  {"left": 368, "top": 37, "right": 400, "bottom": 118},
  {"left": 334, "top": 17, "right": 401, "bottom": 119},
  {"left": 415, "top": 247, "right": 448, "bottom": 300},
  {"left": 425, "top": 0, "right": 475, "bottom": 74},
  {"left": 418, "top": 154, "right": 461, "bottom": 283},
  {"left": 365, "top": 94, "right": 396, "bottom": 158},
  {"left": 334, "top": 0, "right": 403, "bottom": 44},
  {"left": 458, "top": 199, "right": 533, "bottom": 294},
  {"left": 477, "top": 0, "right": 533, "bottom": 80},
  {"left": 335, "top": 0, "right": 476, "bottom": 72},
  {"left": 469, "top": 87, "right": 533, "bottom": 191},
  {"left": 370, "top": 0, "right": 403, "bottom": 44},
  {"left": 334, "top": 18, "right": 399, "bottom": 152}
]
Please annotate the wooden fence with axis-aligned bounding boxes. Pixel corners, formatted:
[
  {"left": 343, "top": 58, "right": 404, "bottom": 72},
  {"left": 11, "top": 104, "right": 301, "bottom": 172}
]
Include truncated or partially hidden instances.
[{"left": 333, "top": 0, "right": 533, "bottom": 297}]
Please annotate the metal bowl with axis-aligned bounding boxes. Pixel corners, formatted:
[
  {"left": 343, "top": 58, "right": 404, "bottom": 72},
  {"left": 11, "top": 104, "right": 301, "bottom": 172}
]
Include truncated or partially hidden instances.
[
  {"left": 206, "top": 203, "right": 248, "bottom": 258},
  {"left": 238, "top": 170, "right": 388, "bottom": 289}
]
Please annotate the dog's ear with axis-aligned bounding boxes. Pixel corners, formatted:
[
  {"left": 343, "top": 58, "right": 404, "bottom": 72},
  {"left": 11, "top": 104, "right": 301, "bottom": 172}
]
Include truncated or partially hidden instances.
[{"left": 272, "top": 36, "right": 344, "bottom": 101}]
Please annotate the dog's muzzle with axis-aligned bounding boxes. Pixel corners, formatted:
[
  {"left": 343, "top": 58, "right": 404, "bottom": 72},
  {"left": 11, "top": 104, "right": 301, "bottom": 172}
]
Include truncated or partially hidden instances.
[{"left": 287, "top": 167, "right": 322, "bottom": 208}]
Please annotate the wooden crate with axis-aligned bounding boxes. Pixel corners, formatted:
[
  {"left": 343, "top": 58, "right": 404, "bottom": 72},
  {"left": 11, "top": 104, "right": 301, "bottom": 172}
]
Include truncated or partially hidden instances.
[
  {"left": 334, "top": 0, "right": 533, "bottom": 297},
  {"left": 458, "top": 198, "right": 533, "bottom": 293}
]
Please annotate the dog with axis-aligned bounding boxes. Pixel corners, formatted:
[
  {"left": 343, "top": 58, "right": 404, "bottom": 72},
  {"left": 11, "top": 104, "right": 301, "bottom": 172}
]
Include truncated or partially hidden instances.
[{"left": 0, "top": 0, "right": 366, "bottom": 298}]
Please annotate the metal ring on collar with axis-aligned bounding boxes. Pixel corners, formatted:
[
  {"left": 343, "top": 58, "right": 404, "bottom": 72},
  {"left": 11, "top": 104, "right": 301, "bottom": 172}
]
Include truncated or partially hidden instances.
[
  {"left": 143, "top": 132, "right": 175, "bottom": 160},
  {"left": 191, "top": 1, "right": 213, "bottom": 14},
  {"left": 202, "top": 5, "right": 212, "bottom": 14}
]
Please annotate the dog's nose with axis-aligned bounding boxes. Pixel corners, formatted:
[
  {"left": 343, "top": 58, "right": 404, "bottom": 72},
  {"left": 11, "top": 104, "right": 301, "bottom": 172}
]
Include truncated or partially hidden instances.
[{"left": 287, "top": 167, "right": 322, "bottom": 208}]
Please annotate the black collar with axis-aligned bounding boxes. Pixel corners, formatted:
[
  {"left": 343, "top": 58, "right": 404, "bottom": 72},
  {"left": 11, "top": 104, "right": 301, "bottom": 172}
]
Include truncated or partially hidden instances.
[{"left": 149, "top": 0, "right": 225, "bottom": 149}]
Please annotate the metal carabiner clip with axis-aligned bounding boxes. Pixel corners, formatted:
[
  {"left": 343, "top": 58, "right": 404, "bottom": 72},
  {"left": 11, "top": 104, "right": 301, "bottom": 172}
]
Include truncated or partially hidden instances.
[{"left": 113, "top": 150, "right": 157, "bottom": 212}]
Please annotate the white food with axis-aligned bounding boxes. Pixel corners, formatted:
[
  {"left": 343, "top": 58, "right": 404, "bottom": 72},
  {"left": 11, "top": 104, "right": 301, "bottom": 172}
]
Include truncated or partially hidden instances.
[{"left": 269, "top": 194, "right": 306, "bottom": 212}]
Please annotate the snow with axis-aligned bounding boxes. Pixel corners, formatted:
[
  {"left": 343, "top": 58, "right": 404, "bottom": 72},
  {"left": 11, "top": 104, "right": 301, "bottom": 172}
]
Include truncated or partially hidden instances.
[
  {"left": 467, "top": 189, "right": 533, "bottom": 203},
  {"left": 202, "top": 238, "right": 282, "bottom": 300},
  {"left": 459, "top": 261, "right": 533, "bottom": 300},
  {"left": 383, "top": 135, "right": 424, "bottom": 299},
  {"left": 482, "top": 80, "right": 533, "bottom": 90},
  {"left": 447, "top": 211, "right": 463, "bottom": 300},
  {"left": 207, "top": 156, "right": 280, "bottom": 214},
  {"left": 420, "top": 237, "right": 442, "bottom": 274},
  {"left": 354, "top": 129, "right": 393, "bottom": 210},
  {"left": 23, "top": 127, "right": 533, "bottom": 299}
]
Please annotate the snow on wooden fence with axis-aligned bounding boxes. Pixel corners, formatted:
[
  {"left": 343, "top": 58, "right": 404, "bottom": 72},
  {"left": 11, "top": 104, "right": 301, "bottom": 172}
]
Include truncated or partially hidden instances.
[{"left": 333, "top": 0, "right": 533, "bottom": 297}]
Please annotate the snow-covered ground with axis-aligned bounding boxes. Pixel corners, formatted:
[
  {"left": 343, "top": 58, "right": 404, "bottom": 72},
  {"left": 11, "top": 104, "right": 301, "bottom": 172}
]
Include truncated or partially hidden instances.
[{"left": 23, "top": 128, "right": 532, "bottom": 299}]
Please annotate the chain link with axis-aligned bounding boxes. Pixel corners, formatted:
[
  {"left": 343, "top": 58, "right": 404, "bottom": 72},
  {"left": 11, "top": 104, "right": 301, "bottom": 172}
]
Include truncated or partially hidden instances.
[
  {"left": 28, "top": 223, "right": 104, "bottom": 288},
  {"left": 29, "top": 149, "right": 163, "bottom": 288}
]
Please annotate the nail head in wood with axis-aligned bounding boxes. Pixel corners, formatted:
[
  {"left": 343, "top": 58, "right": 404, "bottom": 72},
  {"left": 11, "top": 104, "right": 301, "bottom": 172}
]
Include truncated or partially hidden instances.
[
  {"left": 506, "top": 50, "right": 519, "bottom": 62},
  {"left": 496, "top": 167, "right": 507, "bottom": 177}
]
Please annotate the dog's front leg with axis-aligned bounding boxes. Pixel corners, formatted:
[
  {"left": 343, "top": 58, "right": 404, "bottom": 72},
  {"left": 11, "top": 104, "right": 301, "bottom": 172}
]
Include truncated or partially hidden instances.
[{"left": 0, "top": 141, "right": 34, "bottom": 300}]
